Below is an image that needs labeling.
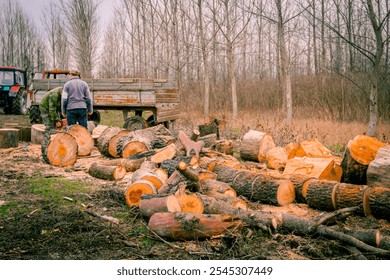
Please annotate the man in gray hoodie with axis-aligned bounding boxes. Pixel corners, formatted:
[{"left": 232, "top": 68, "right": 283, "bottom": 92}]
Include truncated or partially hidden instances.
[{"left": 61, "top": 69, "right": 93, "bottom": 129}]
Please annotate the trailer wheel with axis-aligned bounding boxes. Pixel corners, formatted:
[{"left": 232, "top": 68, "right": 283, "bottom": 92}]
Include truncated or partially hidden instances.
[
  {"left": 88, "top": 110, "right": 101, "bottom": 125},
  {"left": 124, "top": 116, "right": 148, "bottom": 131},
  {"left": 29, "top": 105, "right": 42, "bottom": 124}
]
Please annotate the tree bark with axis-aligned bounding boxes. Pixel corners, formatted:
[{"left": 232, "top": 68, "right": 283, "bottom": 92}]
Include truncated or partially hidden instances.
[
  {"left": 88, "top": 162, "right": 126, "bottom": 181},
  {"left": 139, "top": 194, "right": 181, "bottom": 219},
  {"left": 363, "top": 186, "right": 390, "bottom": 221}
]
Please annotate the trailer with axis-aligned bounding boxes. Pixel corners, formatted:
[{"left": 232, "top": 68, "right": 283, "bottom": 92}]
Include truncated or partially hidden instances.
[{"left": 28, "top": 69, "right": 181, "bottom": 130}]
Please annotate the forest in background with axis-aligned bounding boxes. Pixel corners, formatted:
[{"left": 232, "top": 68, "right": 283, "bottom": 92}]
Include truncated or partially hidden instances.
[{"left": 0, "top": 0, "right": 389, "bottom": 132}]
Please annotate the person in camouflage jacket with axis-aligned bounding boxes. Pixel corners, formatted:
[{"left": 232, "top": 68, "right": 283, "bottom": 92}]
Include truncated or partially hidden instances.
[{"left": 39, "top": 87, "right": 63, "bottom": 134}]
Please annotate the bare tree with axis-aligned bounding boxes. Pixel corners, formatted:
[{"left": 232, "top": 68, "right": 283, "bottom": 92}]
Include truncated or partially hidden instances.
[{"left": 60, "top": 0, "right": 101, "bottom": 77}]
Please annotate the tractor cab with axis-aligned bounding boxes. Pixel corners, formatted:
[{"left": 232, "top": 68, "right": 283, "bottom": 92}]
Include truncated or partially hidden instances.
[{"left": 0, "top": 66, "right": 28, "bottom": 114}]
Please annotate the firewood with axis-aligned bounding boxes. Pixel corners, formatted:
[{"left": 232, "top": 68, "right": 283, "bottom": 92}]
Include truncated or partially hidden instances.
[
  {"left": 158, "top": 170, "right": 186, "bottom": 194},
  {"left": 132, "top": 169, "right": 165, "bottom": 190},
  {"left": 65, "top": 124, "right": 94, "bottom": 156},
  {"left": 295, "top": 138, "right": 333, "bottom": 158},
  {"left": 97, "top": 126, "right": 124, "bottom": 157},
  {"left": 341, "top": 135, "right": 385, "bottom": 185},
  {"left": 200, "top": 179, "right": 237, "bottom": 197},
  {"left": 150, "top": 143, "right": 177, "bottom": 163},
  {"left": 124, "top": 179, "right": 157, "bottom": 207},
  {"left": 117, "top": 125, "right": 175, "bottom": 158},
  {"left": 198, "top": 119, "right": 220, "bottom": 139},
  {"left": 41, "top": 132, "right": 78, "bottom": 167},
  {"left": 367, "top": 144, "right": 390, "bottom": 188},
  {"left": 240, "top": 130, "right": 276, "bottom": 163},
  {"left": 363, "top": 186, "right": 390, "bottom": 221},
  {"left": 88, "top": 162, "right": 126, "bottom": 181},
  {"left": 147, "top": 212, "right": 243, "bottom": 240},
  {"left": 0, "top": 128, "right": 19, "bottom": 148},
  {"left": 97, "top": 157, "right": 145, "bottom": 172},
  {"left": 266, "top": 146, "right": 288, "bottom": 170},
  {"left": 216, "top": 165, "right": 244, "bottom": 185},
  {"left": 107, "top": 129, "right": 132, "bottom": 158},
  {"left": 283, "top": 157, "right": 338, "bottom": 181},
  {"left": 139, "top": 194, "right": 182, "bottom": 218}
]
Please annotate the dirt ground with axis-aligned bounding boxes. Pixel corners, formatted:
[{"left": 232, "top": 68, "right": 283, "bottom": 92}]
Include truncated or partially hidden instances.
[{"left": 0, "top": 112, "right": 389, "bottom": 260}]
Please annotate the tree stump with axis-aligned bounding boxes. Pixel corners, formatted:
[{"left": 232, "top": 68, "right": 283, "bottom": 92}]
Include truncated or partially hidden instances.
[
  {"left": 0, "top": 128, "right": 19, "bottom": 148},
  {"left": 124, "top": 180, "right": 157, "bottom": 207},
  {"left": 88, "top": 162, "right": 126, "bottom": 181},
  {"left": 341, "top": 135, "right": 385, "bottom": 185},
  {"left": 363, "top": 186, "right": 390, "bottom": 221},
  {"left": 240, "top": 130, "right": 276, "bottom": 162},
  {"left": 41, "top": 132, "right": 78, "bottom": 167},
  {"left": 139, "top": 194, "right": 182, "bottom": 219},
  {"left": 65, "top": 124, "right": 94, "bottom": 156},
  {"left": 31, "top": 124, "right": 46, "bottom": 144},
  {"left": 148, "top": 212, "right": 243, "bottom": 240},
  {"left": 367, "top": 144, "right": 390, "bottom": 188}
]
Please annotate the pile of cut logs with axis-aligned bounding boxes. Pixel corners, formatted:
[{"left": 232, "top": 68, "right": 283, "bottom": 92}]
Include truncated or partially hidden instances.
[{"left": 40, "top": 123, "right": 390, "bottom": 250}]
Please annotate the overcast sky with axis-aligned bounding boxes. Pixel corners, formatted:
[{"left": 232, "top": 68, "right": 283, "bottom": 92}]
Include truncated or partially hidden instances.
[{"left": 7, "top": 0, "right": 117, "bottom": 28}]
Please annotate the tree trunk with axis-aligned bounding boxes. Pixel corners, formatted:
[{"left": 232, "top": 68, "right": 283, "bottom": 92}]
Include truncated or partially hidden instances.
[
  {"left": 139, "top": 194, "right": 181, "bottom": 219},
  {"left": 147, "top": 212, "right": 243, "bottom": 240},
  {"left": 97, "top": 157, "right": 145, "bottom": 172},
  {"left": 200, "top": 179, "right": 237, "bottom": 197},
  {"left": 305, "top": 180, "right": 336, "bottom": 211},
  {"left": 88, "top": 162, "right": 126, "bottom": 181},
  {"left": 333, "top": 183, "right": 367, "bottom": 212},
  {"left": 240, "top": 130, "right": 276, "bottom": 162},
  {"left": 124, "top": 179, "right": 157, "bottom": 207},
  {"left": 97, "top": 126, "right": 124, "bottom": 157},
  {"left": 341, "top": 135, "right": 384, "bottom": 184},
  {"left": 41, "top": 132, "right": 78, "bottom": 167},
  {"left": 65, "top": 124, "right": 94, "bottom": 156},
  {"left": 295, "top": 138, "right": 332, "bottom": 157},
  {"left": 363, "top": 186, "right": 390, "bottom": 221},
  {"left": 283, "top": 157, "right": 336, "bottom": 180},
  {"left": 367, "top": 144, "right": 390, "bottom": 188},
  {"left": 0, "top": 128, "right": 19, "bottom": 148}
]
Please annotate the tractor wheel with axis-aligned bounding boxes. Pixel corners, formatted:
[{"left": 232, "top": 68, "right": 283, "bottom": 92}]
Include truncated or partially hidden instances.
[
  {"left": 123, "top": 116, "right": 148, "bottom": 131},
  {"left": 29, "top": 105, "right": 42, "bottom": 124},
  {"left": 88, "top": 110, "right": 101, "bottom": 125},
  {"left": 12, "top": 90, "right": 28, "bottom": 115}
]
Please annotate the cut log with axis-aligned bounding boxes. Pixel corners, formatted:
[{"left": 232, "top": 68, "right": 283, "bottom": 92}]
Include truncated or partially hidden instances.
[
  {"left": 289, "top": 174, "right": 316, "bottom": 203},
  {"left": 295, "top": 138, "right": 333, "bottom": 158},
  {"left": 124, "top": 179, "right": 157, "bottom": 207},
  {"left": 215, "top": 139, "right": 233, "bottom": 155},
  {"left": 175, "top": 191, "right": 204, "bottom": 214},
  {"left": 198, "top": 119, "right": 220, "bottom": 139},
  {"left": 150, "top": 143, "right": 177, "bottom": 163},
  {"left": 283, "top": 157, "right": 336, "bottom": 180},
  {"left": 240, "top": 130, "right": 276, "bottom": 162},
  {"left": 332, "top": 183, "right": 367, "bottom": 212},
  {"left": 341, "top": 229, "right": 390, "bottom": 249},
  {"left": 367, "top": 144, "right": 390, "bottom": 188},
  {"left": 0, "top": 128, "right": 19, "bottom": 148},
  {"left": 3, "top": 123, "right": 31, "bottom": 142},
  {"left": 158, "top": 170, "right": 186, "bottom": 194},
  {"left": 148, "top": 212, "right": 243, "bottom": 240},
  {"left": 305, "top": 180, "right": 336, "bottom": 211},
  {"left": 65, "top": 124, "right": 94, "bottom": 156},
  {"left": 132, "top": 169, "right": 164, "bottom": 190},
  {"left": 31, "top": 124, "right": 45, "bottom": 144},
  {"left": 216, "top": 165, "right": 244, "bottom": 185},
  {"left": 97, "top": 126, "right": 124, "bottom": 157},
  {"left": 190, "top": 129, "right": 200, "bottom": 141},
  {"left": 285, "top": 142, "right": 299, "bottom": 159},
  {"left": 97, "top": 157, "right": 145, "bottom": 172},
  {"left": 363, "top": 186, "right": 390, "bottom": 221},
  {"left": 91, "top": 125, "right": 109, "bottom": 145},
  {"left": 139, "top": 194, "right": 182, "bottom": 218},
  {"left": 41, "top": 132, "right": 78, "bottom": 167},
  {"left": 88, "top": 162, "right": 126, "bottom": 181},
  {"left": 198, "top": 133, "right": 217, "bottom": 148},
  {"left": 201, "top": 192, "right": 248, "bottom": 211},
  {"left": 266, "top": 146, "right": 288, "bottom": 170},
  {"left": 117, "top": 125, "right": 175, "bottom": 158},
  {"left": 341, "top": 135, "right": 385, "bottom": 185},
  {"left": 108, "top": 129, "right": 132, "bottom": 158},
  {"left": 200, "top": 179, "right": 237, "bottom": 197}
]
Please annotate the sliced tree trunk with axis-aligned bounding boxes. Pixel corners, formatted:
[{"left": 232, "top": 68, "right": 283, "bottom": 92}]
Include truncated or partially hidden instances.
[
  {"left": 285, "top": 142, "right": 299, "bottom": 159},
  {"left": 283, "top": 157, "right": 336, "bottom": 180},
  {"left": 305, "top": 180, "right": 336, "bottom": 211},
  {"left": 175, "top": 190, "right": 204, "bottom": 214},
  {"left": 158, "top": 170, "right": 186, "bottom": 194},
  {"left": 240, "top": 130, "right": 276, "bottom": 162},
  {"left": 65, "top": 124, "right": 94, "bottom": 156},
  {"left": 199, "top": 193, "right": 248, "bottom": 211},
  {"left": 198, "top": 133, "right": 217, "bottom": 148},
  {"left": 342, "top": 228, "right": 390, "bottom": 250},
  {"left": 367, "top": 144, "right": 390, "bottom": 188},
  {"left": 0, "top": 128, "right": 19, "bottom": 148},
  {"left": 139, "top": 194, "right": 182, "bottom": 218},
  {"left": 31, "top": 124, "right": 46, "bottom": 144},
  {"left": 97, "top": 126, "right": 124, "bottom": 157},
  {"left": 363, "top": 186, "right": 390, "bottom": 221},
  {"left": 150, "top": 143, "right": 177, "bottom": 163},
  {"left": 216, "top": 165, "right": 244, "bottom": 185},
  {"left": 266, "top": 146, "right": 288, "bottom": 170},
  {"left": 341, "top": 135, "right": 385, "bottom": 185},
  {"left": 200, "top": 179, "right": 237, "bottom": 197},
  {"left": 88, "top": 162, "right": 126, "bottom": 181},
  {"left": 97, "top": 157, "right": 145, "bottom": 172},
  {"left": 108, "top": 129, "right": 132, "bottom": 158},
  {"left": 333, "top": 183, "right": 367, "bottom": 213},
  {"left": 124, "top": 179, "right": 157, "bottom": 207},
  {"left": 148, "top": 212, "right": 243, "bottom": 240},
  {"left": 42, "top": 132, "right": 78, "bottom": 167},
  {"left": 132, "top": 168, "right": 166, "bottom": 191},
  {"left": 289, "top": 174, "right": 316, "bottom": 203},
  {"left": 117, "top": 125, "right": 176, "bottom": 158},
  {"left": 295, "top": 138, "right": 333, "bottom": 157}
]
